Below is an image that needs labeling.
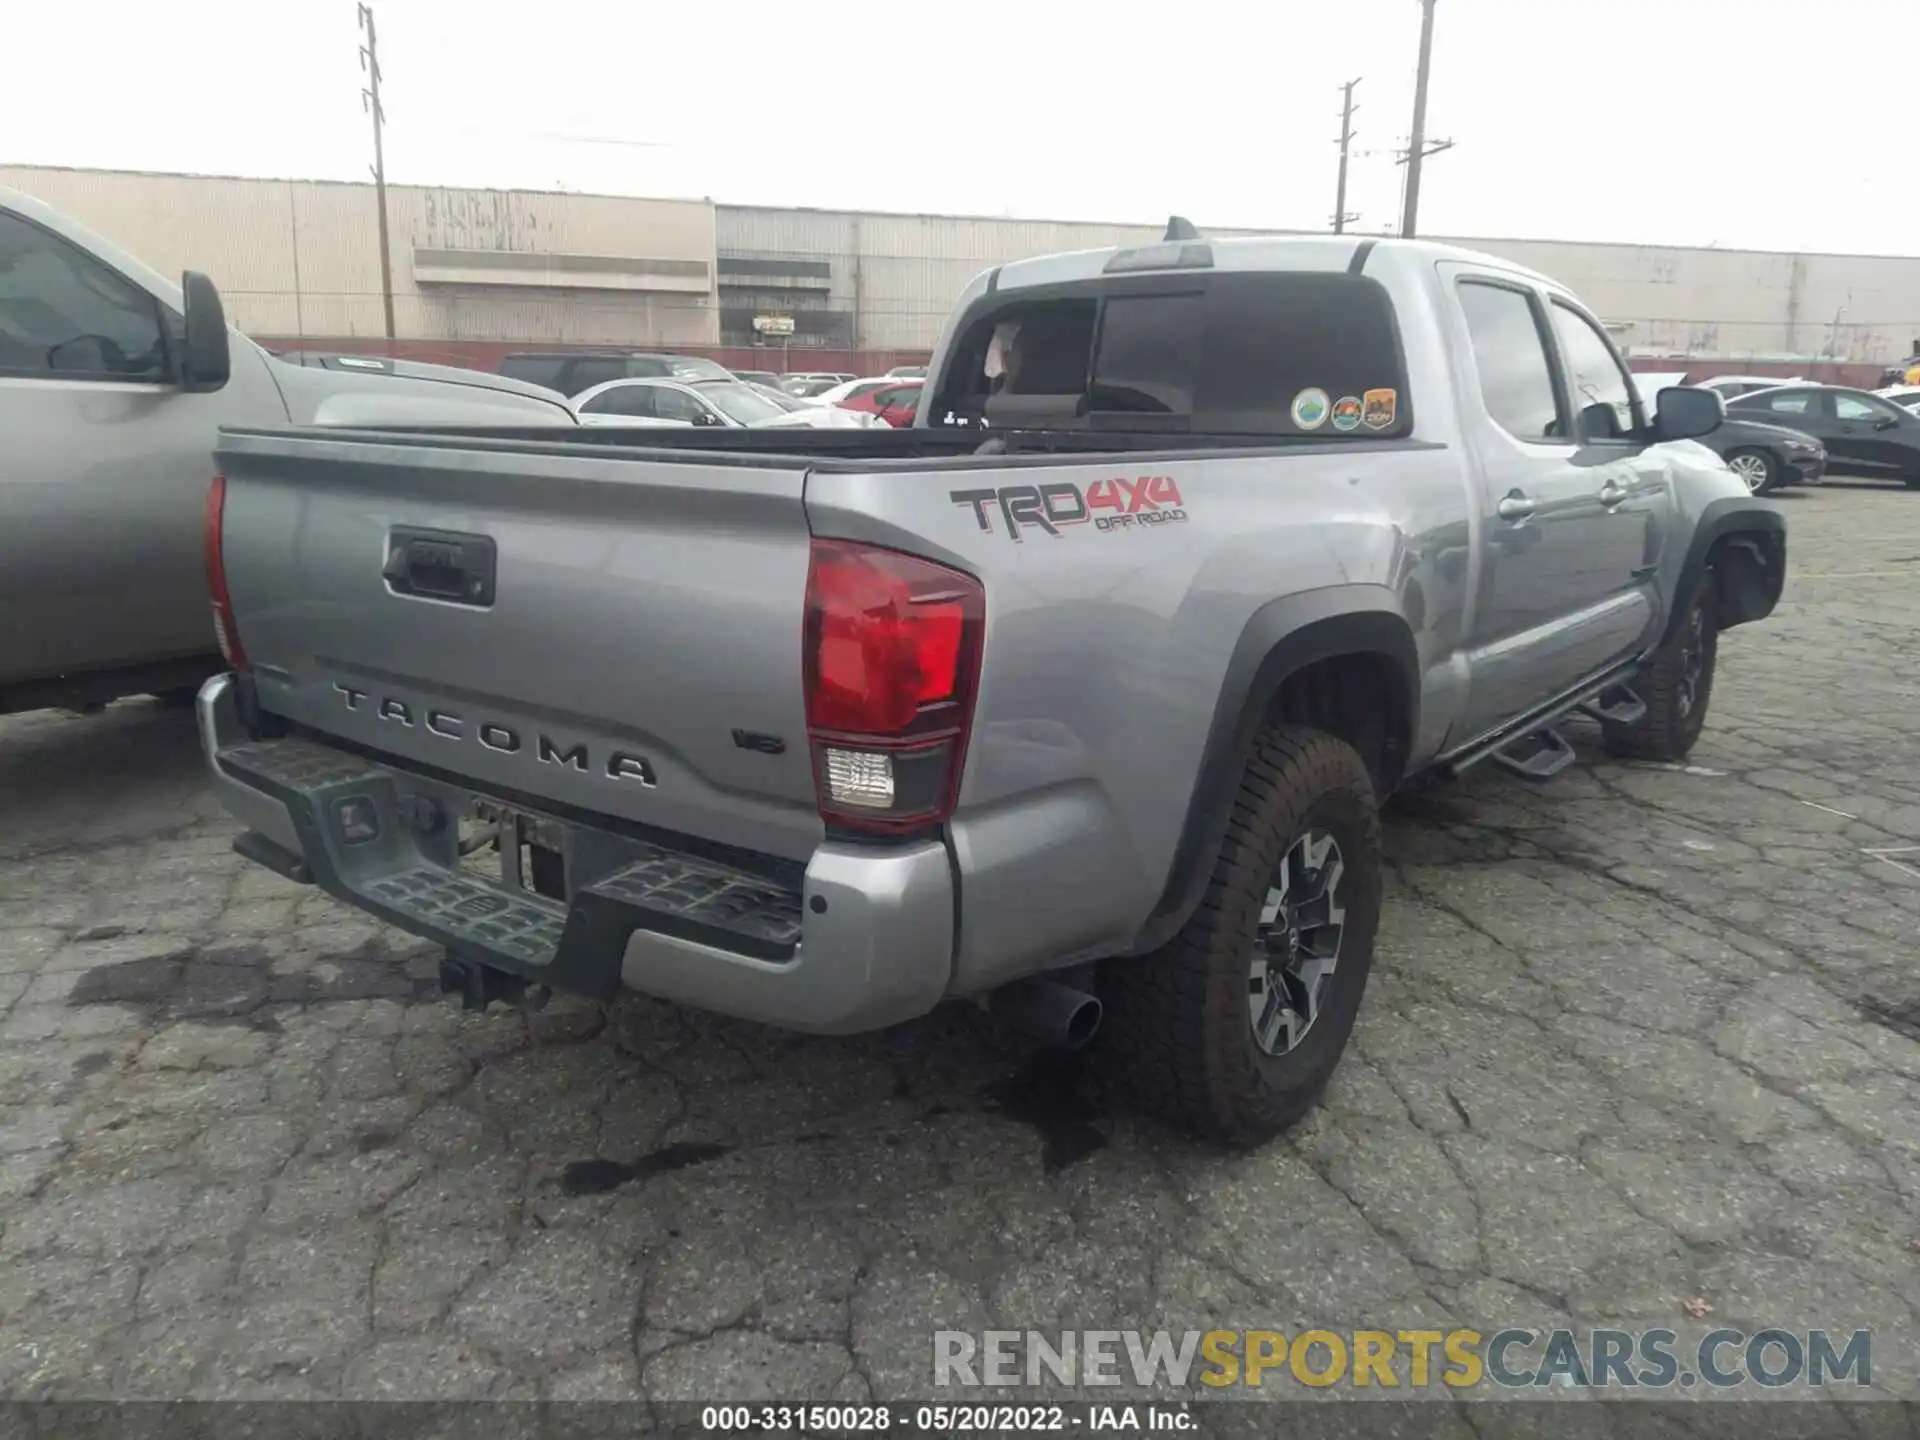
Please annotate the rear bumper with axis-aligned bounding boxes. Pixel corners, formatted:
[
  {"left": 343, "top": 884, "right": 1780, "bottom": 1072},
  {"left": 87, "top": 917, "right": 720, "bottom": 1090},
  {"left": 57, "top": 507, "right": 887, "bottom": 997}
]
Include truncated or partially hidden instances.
[{"left": 197, "top": 674, "right": 954, "bottom": 1033}]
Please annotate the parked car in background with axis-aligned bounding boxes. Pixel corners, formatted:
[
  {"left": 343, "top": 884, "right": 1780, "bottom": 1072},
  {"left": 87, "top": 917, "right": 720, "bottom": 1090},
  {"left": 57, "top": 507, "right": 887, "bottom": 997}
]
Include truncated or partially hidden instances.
[
  {"left": 1632, "top": 374, "right": 1824, "bottom": 494},
  {"left": 837, "top": 377, "right": 924, "bottom": 427},
  {"left": 0, "top": 184, "right": 574, "bottom": 718},
  {"left": 1696, "top": 416, "right": 1826, "bottom": 494},
  {"left": 572, "top": 376, "right": 885, "bottom": 429},
  {"left": 1874, "top": 385, "right": 1920, "bottom": 412},
  {"left": 779, "top": 372, "right": 853, "bottom": 398},
  {"left": 813, "top": 376, "right": 903, "bottom": 407},
  {"left": 885, "top": 364, "right": 926, "bottom": 378},
  {"left": 1728, "top": 384, "right": 1920, "bottom": 486},
  {"left": 1691, "top": 374, "right": 1805, "bottom": 401},
  {"left": 744, "top": 381, "right": 822, "bottom": 412},
  {"left": 497, "top": 350, "right": 733, "bottom": 396},
  {"left": 733, "top": 370, "right": 782, "bottom": 388},
  {"left": 1631, "top": 370, "right": 1690, "bottom": 398},
  {"left": 271, "top": 350, "right": 567, "bottom": 402}
]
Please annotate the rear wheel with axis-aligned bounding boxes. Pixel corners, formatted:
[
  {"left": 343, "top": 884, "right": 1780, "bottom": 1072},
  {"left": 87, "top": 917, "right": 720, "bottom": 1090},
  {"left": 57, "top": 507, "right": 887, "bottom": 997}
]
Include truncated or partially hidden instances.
[
  {"left": 1603, "top": 575, "right": 1718, "bottom": 762},
  {"left": 1098, "top": 726, "right": 1381, "bottom": 1144},
  {"left": 1724, "top": 448, "right": 1777, "bottom": 495}
]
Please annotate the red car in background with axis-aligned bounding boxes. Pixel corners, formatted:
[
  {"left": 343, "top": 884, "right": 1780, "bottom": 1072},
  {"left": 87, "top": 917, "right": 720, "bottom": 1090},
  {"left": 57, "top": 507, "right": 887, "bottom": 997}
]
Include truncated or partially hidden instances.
[{"left": 827, "top": 377, "right": 924, "bottom": 428}]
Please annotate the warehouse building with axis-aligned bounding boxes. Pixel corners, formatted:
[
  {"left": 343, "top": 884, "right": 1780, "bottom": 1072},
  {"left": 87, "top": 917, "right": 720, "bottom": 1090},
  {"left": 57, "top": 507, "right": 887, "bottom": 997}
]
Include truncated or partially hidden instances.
[{"left": 5, "top": 164, "right": 1919, "bottom": 379}]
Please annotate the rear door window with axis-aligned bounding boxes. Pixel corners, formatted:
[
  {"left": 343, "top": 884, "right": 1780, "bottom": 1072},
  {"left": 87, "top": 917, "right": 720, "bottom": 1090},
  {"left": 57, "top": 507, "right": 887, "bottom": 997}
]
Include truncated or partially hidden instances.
[
  {"left": 579, "top": 385, "right": 657, "bottom": 418},
  {"left": 1456, "top": 280, "right": 1564, "bottom": 442}
]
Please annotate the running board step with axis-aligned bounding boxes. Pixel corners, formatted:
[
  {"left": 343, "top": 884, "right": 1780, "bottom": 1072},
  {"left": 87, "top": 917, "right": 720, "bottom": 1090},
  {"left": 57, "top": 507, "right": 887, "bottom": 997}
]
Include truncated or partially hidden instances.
[
  {"left": 1491, "top": 726, "right": 1576, "bottom": 781},
  {"left": 1577, "top": 683, "right": 1647, "bottom": 728}
]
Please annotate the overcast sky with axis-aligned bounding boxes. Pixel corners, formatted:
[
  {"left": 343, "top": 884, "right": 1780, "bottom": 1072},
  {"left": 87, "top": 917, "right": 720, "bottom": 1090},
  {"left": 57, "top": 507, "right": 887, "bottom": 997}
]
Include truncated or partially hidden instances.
[{"left": 5, "top": 0, "right": 1918, "bottom": 255}]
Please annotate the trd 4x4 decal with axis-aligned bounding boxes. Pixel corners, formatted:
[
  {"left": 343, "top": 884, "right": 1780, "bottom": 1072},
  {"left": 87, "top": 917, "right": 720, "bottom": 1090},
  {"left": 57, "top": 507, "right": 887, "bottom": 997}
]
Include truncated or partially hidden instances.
[{"left": 950, "top": 476, "right": 1187, "bottom": 541}]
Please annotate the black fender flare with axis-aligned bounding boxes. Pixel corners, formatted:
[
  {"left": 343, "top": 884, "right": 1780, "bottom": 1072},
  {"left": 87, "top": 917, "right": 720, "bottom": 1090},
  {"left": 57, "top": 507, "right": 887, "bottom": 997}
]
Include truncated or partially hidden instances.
[
  {"left": 1130, "top": 587, "right": 1420, "bottom": 956},
  {"left": 1662, "top": 495, "right": 1787, "bottom": 647}
]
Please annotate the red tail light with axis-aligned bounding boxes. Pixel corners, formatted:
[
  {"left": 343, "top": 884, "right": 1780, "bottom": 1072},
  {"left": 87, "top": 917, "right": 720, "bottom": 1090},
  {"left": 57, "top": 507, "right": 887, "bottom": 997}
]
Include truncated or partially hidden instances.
[
  {"left": 204, "top": 473, "right": 246, "bottom": 669},
  {"left": 803, "top": 539, "right": 985, "bottom": 834}
]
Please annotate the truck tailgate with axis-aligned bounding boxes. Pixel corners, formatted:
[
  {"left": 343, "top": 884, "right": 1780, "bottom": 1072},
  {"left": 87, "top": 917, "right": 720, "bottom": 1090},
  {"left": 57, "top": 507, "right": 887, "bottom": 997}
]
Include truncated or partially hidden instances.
[{"left": 214, "top": 429, "right": 824, "bottom": 861}]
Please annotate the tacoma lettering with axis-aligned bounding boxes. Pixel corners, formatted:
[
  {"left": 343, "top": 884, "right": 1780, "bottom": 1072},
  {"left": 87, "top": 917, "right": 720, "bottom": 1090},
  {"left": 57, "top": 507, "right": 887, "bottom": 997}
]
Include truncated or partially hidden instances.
[{"left": 330, "top": 686, "right": 656, "bottom": 786}]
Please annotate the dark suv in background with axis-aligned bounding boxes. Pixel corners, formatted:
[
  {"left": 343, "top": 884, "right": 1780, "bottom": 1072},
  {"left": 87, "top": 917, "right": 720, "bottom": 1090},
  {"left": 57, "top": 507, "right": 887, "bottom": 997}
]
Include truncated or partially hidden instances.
[{"left": 497, "top": 350, "right": 733, "bottom": 397}]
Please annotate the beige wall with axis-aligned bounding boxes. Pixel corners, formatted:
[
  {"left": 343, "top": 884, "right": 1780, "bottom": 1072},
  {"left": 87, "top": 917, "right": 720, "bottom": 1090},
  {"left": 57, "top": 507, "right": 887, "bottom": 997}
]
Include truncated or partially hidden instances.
[
  {"left": 9, "top": 166, "right": 1920, "bottom": 362},
  {"left": 0, "top": 166, "right": 719, "bottom": 346}
]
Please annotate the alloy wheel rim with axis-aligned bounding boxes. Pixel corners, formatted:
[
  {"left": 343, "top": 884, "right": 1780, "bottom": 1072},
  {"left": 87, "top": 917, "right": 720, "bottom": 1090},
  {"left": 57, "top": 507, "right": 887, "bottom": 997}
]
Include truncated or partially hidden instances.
[
  {"left": 1248, "top": 828, "right": 1347, "bottom": 1058},
  {"left": 1729, "top": 454, "right": 1768, "bottom": 492}
]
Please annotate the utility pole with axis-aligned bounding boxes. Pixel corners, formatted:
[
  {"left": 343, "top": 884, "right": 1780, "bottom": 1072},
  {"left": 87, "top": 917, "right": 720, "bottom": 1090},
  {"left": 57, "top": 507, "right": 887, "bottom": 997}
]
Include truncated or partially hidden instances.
[
  {"left": 1333, "top": 78, "right": 1361, "bottom": 234},
  {"left": 358, "top": 4, "right": 396, "bottom": 341},
  {"left": 1400, "top": 0, "right": 1438, "bottom": 238}
]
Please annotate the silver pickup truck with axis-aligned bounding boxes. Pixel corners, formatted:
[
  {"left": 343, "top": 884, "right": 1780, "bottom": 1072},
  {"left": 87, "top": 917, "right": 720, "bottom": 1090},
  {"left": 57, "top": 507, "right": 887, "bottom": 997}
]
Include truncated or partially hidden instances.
[
  {"left": 0, "top": 185, "right": 574, "bottom": 716},
  {"left": 196, "top": 229, "right": 1785, "bottom": 1141}
]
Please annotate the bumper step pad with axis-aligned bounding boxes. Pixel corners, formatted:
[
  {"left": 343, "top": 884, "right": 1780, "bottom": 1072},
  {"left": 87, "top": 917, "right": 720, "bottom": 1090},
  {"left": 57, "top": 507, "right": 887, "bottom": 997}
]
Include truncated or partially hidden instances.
[{"left": 218, "top": 736, "right": 804, "bottom": 996}]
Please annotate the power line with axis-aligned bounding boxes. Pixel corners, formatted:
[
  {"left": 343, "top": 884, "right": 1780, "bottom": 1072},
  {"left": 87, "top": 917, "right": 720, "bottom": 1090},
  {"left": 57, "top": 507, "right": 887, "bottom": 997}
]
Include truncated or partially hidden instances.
[
  {"left": 1400, "top": 0, "right": 1439, "bottom": 238},
  {"left": 1332, "top": 78, "right": 1362, "bottom": 234},
  {"left": 358, "top": 4, "right": 396, "bottom": 342}
]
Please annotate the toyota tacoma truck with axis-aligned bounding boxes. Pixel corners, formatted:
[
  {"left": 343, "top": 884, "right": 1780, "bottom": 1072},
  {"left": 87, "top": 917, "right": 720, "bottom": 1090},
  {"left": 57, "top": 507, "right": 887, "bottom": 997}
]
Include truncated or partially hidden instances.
[
  {"left": 0, "top": 184, "right": 573, "bottom": 717},
  {"left": 195, "top": 226, "right": 1785, "bottom": 1142}
]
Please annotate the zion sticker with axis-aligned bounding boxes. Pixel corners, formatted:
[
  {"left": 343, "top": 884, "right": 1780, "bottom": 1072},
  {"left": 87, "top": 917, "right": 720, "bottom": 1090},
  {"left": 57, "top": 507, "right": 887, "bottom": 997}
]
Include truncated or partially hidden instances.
[
  {"left": 1362, "top": 388, "right": 1398, "bottom": 430},
  {"left": 1330, "top": 396, "right": 1363, "bottom": 432}
]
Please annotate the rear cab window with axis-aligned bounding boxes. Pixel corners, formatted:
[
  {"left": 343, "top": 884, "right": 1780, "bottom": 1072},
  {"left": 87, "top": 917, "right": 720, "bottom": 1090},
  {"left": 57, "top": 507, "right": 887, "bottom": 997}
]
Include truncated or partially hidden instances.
[{"left": 929, "top": 268, "right": 1413, "bottom": 439}]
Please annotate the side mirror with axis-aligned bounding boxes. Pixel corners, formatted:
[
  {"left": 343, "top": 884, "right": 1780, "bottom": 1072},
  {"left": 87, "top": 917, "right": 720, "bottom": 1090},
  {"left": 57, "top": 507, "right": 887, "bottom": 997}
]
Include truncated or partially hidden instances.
[
  {"left": 1875, "top": 414, "right": 1901, "bottom": 431},
  {"left": 179, "top": 271, "right": 231, "bottom": 393},
  {"left": 1653, "top": 385, "right": 1723, "bottom": 442}
]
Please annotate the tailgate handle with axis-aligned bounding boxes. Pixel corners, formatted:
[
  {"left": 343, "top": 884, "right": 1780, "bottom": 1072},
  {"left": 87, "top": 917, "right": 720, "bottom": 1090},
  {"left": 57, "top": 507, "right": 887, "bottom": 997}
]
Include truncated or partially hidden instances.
[{"left": 383, "top": 527, "right": 496, "bottom": 606}]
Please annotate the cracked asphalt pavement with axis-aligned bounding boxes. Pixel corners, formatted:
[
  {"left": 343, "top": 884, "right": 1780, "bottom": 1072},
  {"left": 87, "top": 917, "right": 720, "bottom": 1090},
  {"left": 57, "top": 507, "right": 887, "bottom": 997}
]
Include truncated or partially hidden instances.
[{"left": 0, "top": 484, "right": 1916, "bottom": 1410}]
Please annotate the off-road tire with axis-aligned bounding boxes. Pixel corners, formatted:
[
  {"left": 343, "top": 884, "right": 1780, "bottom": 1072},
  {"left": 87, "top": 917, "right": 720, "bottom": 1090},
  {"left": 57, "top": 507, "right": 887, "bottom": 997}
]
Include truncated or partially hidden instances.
[
  {"left": 1602, "top": 574, "right": 1718, "bottom": 761},
  {"left": 1097, "top": 726, "right": 1381, "bottom": 1145}
]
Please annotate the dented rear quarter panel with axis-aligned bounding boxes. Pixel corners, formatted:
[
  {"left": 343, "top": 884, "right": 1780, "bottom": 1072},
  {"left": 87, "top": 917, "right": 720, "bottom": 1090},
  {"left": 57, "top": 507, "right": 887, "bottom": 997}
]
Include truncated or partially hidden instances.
[{"left": 804, "top": 433, "right": 1473, "bottom": 994}]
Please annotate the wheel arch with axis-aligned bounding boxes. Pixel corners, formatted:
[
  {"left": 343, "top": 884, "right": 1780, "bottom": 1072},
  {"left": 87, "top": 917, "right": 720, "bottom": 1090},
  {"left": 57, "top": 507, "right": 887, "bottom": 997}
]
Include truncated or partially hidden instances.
[
  {"left": 1664, "top": 495, "right": 1787, "bottom": 646},
  {"left": 1131, "top": 588, "right": 1419, "bottom": 955}
]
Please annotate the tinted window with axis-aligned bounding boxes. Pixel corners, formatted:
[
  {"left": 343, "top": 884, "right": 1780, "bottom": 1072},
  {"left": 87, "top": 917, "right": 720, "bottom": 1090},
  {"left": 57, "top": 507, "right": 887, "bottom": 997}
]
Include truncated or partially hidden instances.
[
  {"left": 1090, "top": 294, "right": 1202, "bottom": 414},
  {"left": 563, "top": 358, "right": 627, "bottom": 393},
  {"left": 1457, "top": 281, "right": 1562, "bottom": 441},
  {"left": 0, "top": 210, "right": 166, "bottom": 380},
  {"left": 580, "top": 385, "right": 656, "bottom": 417},
  {"left": 1550, "top": 302, "right": 1637, "bottom": 439},
  {"left": 500, "top": 355, "right": 568, "bottom": 387},
  {"left": 1834, "top": 392, "right": 1902, "bottom": 422},
  {"left": 696, "top": 380, "right": 785, "bottom": 425},
  {"left": 939, "top": 273, "right": 1409, "bottom": 436},
  {"left": 1759, "top": 391, "right": 1814, "bottom": 414},
  {"left": 650, "top": 386, "right": 712, "bottom": 424},
  {"left": 1195, "top": 273, "right": 1409, "bottom": 435}
]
